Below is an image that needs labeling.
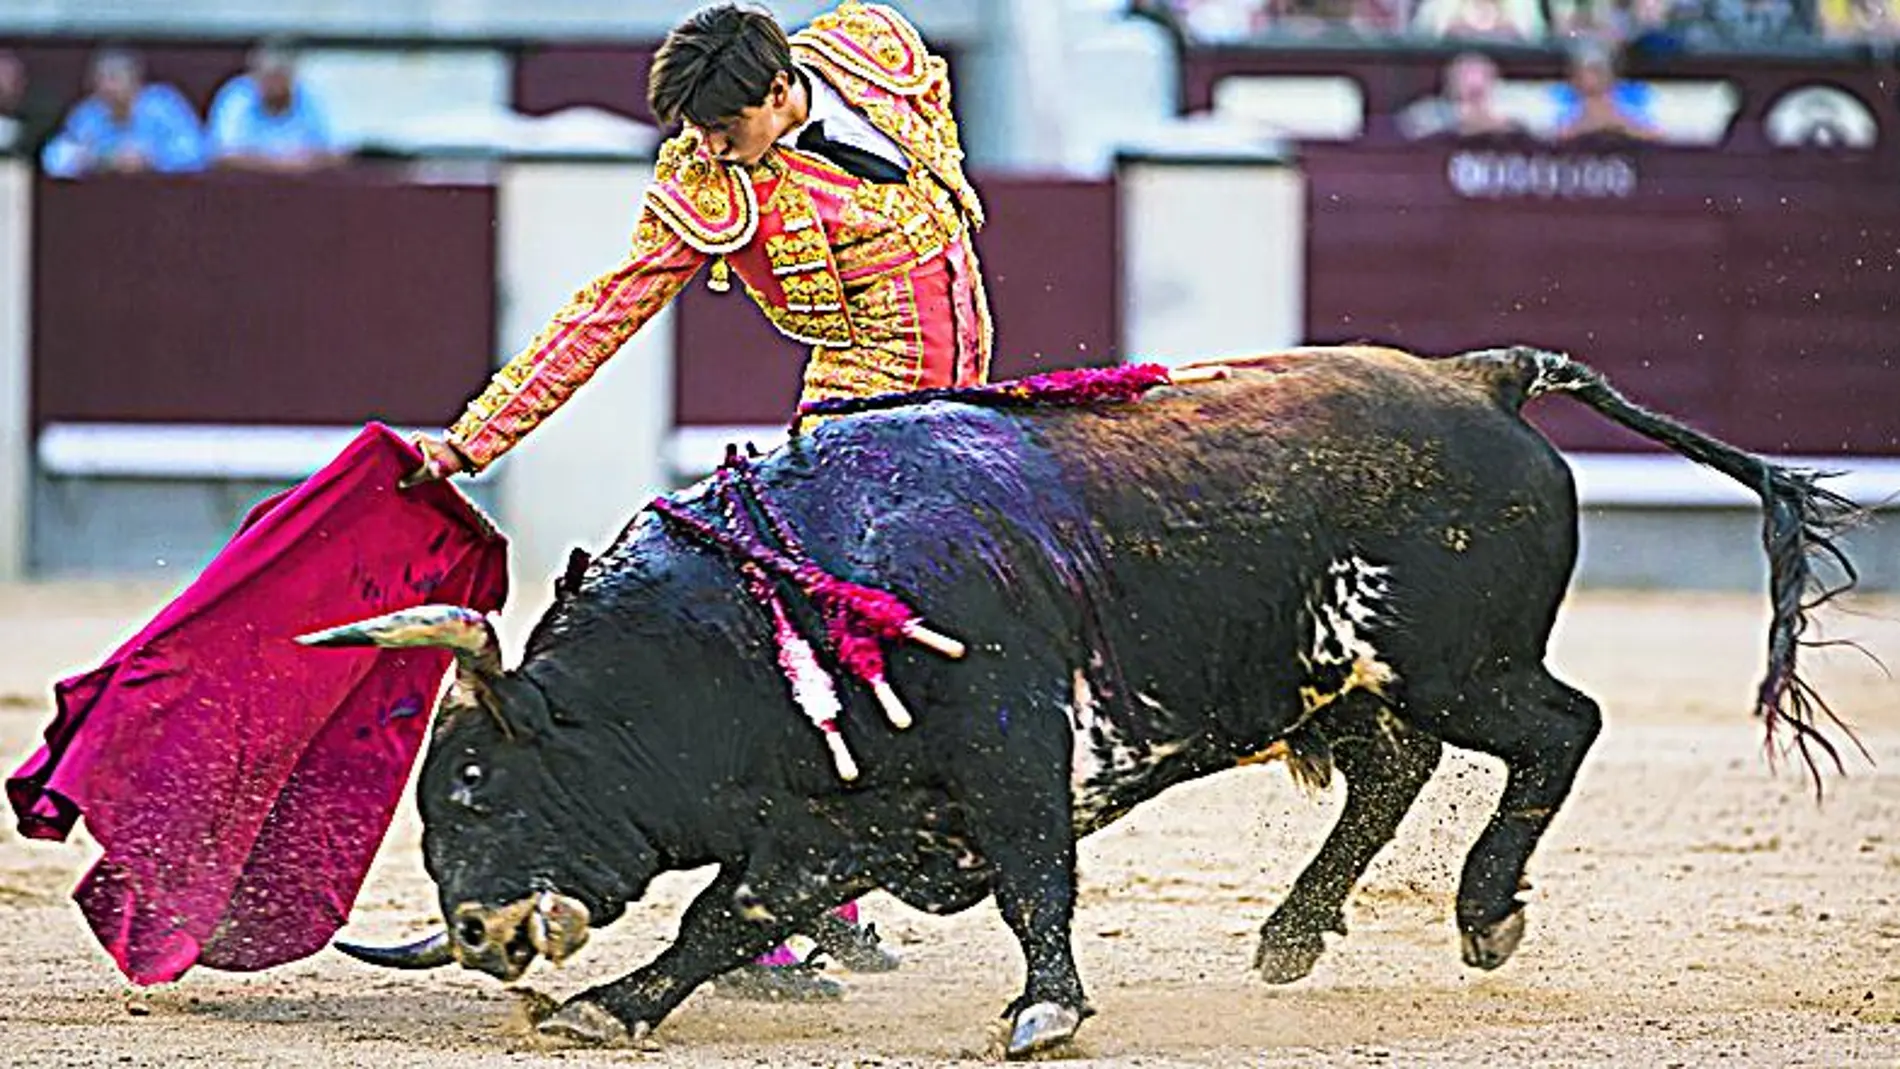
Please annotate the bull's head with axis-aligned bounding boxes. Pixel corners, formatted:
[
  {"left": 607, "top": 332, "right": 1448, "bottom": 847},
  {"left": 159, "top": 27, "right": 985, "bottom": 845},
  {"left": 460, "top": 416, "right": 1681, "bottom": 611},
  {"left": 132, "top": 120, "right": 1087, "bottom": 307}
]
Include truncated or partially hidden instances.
[{"left": 298, "top": 605, "right": 661, "bottom": 981}]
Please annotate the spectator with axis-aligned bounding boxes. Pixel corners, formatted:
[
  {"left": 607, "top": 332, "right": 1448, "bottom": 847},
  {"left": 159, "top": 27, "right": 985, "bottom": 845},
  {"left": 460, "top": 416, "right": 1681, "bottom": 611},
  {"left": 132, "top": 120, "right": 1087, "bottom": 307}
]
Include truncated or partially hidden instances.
[
  {"left": 0, "top": 50, "right": 62, "bottom": 160},
  {"left": 1681, "top": 0, "right": 1806, "bottom": 47},
  {"left": 1256, "top": 0, "right": 1341, "bottom": 35},
  {"left": 1169, "top": 0, "right": 1271, "bottom": 40},
  {"left": 1622, "top": 0, "right": 1695, "bottom": 58},
  {"left": 0, "top": 59, "right": 15, "bottom": 155},
  {"left": 208, "top": 41, "right": 341, "bottom": 173},
  {"left": 1415, "top": 0, "right": 1546, "bottom": 40},
  {"left": 1348, "top": 0, "right": 1415, "bottom": 33},
  {"left": 1549, "top": 39, "right": 1660, "bottom": 142},
  {"left": 41, "top": 48, "right": 205, "bottom": 178},
  {"left": 1398, "top": 52, "right": 1529, "bottom": 139},
  {"left": 1818, "top": 0, "right": 1900, "bottom": 38}
]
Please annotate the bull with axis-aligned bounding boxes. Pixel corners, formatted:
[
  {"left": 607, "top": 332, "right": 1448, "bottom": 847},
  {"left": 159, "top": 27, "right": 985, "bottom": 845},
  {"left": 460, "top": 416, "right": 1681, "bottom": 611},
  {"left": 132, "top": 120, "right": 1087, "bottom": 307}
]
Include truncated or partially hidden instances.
[{"left": 302, "top": 345, "right": 1855, "bottom": 1058}]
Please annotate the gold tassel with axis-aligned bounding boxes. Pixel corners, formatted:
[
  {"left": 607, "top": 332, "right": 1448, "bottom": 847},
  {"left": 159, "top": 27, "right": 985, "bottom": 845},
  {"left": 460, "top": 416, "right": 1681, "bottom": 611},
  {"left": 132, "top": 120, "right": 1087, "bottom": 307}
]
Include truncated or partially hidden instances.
[{"left": 708, "top": 257, "right": 732, "bottom": 293}]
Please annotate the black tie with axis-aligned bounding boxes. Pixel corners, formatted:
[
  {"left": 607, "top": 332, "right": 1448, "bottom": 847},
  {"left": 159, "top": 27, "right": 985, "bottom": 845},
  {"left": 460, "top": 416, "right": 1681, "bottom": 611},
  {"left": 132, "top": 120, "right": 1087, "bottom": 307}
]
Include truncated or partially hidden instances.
[{"left": 794, "top": 121, "right": 908, "bottom": 185}]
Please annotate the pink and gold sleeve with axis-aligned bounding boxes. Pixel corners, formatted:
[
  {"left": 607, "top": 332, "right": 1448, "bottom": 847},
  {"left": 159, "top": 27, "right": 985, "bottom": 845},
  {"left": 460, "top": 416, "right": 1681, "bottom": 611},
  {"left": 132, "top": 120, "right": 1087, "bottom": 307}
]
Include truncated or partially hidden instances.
[{"left": 446, "top": 209, "right": 706, "bottom": 471}]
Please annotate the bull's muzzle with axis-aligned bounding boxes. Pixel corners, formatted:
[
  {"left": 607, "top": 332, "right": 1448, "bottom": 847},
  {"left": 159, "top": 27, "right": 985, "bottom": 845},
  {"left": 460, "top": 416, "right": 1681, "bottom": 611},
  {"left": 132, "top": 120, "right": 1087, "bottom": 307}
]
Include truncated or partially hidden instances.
[
  {"left": 335, "top": 891, "right": 589, "bottom": 979},
  {"left": 449, "top": 891, "right": 591, "bottom": 981}
]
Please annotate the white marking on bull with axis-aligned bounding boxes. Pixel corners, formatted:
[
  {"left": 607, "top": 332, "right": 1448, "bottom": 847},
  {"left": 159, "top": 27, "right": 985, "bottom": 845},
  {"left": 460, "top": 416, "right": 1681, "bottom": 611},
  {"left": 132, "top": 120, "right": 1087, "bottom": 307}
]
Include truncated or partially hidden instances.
[
  {"left": 1298, "top": 556, "right": 1399, "bottom": 719},
  {"left": 1068, "top": 673, "right": 1185, "bottom": 834},
  {"left": 1523, "top": 349, "right": 1582, "bottom": 398}
]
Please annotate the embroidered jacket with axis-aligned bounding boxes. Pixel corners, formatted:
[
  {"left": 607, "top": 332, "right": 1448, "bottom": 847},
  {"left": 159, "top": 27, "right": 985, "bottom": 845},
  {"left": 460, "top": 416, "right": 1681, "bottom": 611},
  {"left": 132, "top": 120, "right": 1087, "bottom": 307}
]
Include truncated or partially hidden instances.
[{"left": 448, "top": 1, "right": 991, "bottom": 471}]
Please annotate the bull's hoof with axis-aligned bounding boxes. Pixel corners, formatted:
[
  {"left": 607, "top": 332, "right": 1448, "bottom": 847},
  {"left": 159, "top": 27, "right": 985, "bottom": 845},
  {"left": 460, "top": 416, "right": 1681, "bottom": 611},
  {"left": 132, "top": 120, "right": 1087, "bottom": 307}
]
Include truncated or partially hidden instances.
[
  {"left": 1460, "top": 908, "right": 1526, "bottom": 971},
  {"left": 1253, "top": 927, "right": 1326, "bottom": 984},
  {"left": 1006, "top": 1001, "right": 1083, "bottom": 1059},
  {"left": 537, "top": 1000, "right": 637, "bottom": 1046}
]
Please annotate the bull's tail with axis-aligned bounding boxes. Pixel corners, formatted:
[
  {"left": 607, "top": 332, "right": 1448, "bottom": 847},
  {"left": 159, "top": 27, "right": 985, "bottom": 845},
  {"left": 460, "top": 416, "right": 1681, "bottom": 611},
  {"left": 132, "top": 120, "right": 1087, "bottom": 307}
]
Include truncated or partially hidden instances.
[{"left": 1461, "top": 345, "right": 1867, "bottom": 793}]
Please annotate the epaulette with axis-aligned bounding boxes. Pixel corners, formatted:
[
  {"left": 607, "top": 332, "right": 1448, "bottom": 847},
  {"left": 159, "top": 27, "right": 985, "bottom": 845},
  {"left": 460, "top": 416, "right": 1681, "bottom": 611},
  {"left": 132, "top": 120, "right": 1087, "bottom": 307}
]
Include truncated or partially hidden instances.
[
  {"left": 643, "top": 129, "right": 760, "bottom": 255},
  {"left": 790, "top": 1, "right": 938, "bottom": 97}
]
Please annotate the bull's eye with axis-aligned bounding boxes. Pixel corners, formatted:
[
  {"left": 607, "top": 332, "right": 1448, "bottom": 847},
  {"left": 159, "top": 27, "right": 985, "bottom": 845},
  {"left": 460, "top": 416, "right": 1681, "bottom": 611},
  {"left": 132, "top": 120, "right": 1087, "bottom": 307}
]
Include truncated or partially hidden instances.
[{"left": 449, "top": 761, "right": 487, "bottom": 812}]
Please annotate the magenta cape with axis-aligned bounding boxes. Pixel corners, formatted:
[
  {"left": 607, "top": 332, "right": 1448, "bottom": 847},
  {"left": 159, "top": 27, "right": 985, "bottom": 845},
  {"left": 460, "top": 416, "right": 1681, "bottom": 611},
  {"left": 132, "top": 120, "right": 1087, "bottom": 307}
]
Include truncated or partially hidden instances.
[{"left": 6, "top": 424, "right": 509, "bottom": 984}]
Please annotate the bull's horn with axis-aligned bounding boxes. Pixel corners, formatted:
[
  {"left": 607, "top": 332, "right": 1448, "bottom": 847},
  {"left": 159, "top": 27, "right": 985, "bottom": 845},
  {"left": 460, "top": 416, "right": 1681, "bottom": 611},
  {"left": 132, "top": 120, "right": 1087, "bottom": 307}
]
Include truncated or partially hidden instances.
[
  {"left": 297, "top": 604, "right": 502, "bottom": 677},
  {"left": 334, "top": 929, "right": 454, "bottom": 970}
]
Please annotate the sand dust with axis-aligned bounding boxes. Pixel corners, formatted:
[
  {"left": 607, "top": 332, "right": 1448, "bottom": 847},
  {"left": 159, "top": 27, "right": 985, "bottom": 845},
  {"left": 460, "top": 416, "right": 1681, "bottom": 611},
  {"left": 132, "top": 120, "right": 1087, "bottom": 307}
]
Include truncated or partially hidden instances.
[{"left": 1, "top": 582, "right": 1897, "bottom": 1067}]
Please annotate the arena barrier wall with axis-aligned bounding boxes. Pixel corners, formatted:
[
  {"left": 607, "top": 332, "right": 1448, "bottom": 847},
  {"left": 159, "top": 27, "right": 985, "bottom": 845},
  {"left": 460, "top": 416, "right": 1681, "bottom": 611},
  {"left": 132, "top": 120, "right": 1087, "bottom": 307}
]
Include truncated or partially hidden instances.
[{"left": 17, "top": 139, "right": 1900, "bottom": 588}]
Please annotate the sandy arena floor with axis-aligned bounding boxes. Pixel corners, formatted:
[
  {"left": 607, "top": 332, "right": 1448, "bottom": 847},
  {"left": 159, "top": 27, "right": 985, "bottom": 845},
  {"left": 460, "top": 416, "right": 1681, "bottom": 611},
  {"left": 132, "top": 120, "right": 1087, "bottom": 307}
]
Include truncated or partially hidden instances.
[{"left": 0, "top": 581, "right": 1896, "bottom": 1067}]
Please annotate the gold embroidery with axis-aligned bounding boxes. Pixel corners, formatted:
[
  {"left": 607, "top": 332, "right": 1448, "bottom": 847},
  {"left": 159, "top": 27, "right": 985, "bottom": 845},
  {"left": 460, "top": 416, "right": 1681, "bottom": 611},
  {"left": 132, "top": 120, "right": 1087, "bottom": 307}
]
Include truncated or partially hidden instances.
[
  {"left": 782, "top": 271, "right": 845, "bottom": 313},
  {"left": 801, "top": 268, "right": 924, "bottom": 403},
  {"left": 756, "top": 264, "right": 852, "bottom": 346},
  {"left": 766, "top": 228, "right": 831, "bottom": 276},
  {"left": 645, "top": 130, "right": 759, "bottom": 254},
  {"left": 793, "top": 2, "right": 932, "bottom": 95},
  {"left": 792, "top": 46, "right": 984, "bottom": 230}
]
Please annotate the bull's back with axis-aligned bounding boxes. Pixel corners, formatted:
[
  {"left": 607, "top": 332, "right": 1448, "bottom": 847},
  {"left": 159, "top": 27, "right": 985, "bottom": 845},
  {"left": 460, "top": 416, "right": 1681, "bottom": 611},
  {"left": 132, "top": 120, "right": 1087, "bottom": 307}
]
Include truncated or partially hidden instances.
[
  {"left": 1029, "top": 346, "right": 1580, "bottom": 671},
  {"left": 1034, "top": 347, "right": 1567, "bottom": 535}
]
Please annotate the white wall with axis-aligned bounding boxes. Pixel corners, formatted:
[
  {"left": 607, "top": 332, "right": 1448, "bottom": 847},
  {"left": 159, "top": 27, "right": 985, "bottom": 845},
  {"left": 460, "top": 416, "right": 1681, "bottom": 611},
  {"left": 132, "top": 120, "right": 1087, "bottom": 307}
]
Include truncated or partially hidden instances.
[
  {"left": 1120, "top": 158, "right": 1306, "bottom": 365},
  {"left": 0, "top": 0, "right": 988, "bottom": 40},
  {"left": 0, "top": 158, "right": 27, "bottom": 581},
  {"left": 486, "top": 161, "right": 675, "bottom": 637}
]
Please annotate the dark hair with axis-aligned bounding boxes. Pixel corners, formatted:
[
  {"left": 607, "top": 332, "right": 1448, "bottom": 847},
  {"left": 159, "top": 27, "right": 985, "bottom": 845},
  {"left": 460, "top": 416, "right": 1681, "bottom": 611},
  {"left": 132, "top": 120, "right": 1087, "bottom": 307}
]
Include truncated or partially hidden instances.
[{"left": 648, "top": 2, "right": 792, "bottom": 128}]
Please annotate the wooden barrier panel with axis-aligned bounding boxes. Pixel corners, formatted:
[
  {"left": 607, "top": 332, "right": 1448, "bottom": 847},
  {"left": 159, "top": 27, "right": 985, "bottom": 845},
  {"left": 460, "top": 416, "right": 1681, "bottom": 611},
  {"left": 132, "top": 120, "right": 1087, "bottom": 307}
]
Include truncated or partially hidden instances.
[
  {"left": 1300, "top": 140, "right": 1900, "bottom": 456},
  {"left": 31, "top": 169, "right": 496, "bottom": 433}
]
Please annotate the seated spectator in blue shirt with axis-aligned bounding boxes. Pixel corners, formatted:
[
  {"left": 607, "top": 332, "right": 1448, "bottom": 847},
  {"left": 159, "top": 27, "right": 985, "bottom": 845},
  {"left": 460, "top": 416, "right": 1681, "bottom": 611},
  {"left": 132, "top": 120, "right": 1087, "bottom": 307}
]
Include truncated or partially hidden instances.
[
  {"left": 1549, "top": 39, "right": 1661, "bottom": 143},
  {"left": 42, "top": 48, "right": 206, "bottom": 178},
  {"left": 208, "top": 42, "right": 340, "bottom": 173}
]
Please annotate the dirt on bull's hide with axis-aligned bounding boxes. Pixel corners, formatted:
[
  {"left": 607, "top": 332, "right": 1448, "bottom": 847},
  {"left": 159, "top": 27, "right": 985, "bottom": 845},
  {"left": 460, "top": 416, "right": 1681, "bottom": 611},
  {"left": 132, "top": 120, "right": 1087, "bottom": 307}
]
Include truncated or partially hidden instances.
[{"left": 1, "top": 582, "right": 1899, "bottom": 1067}]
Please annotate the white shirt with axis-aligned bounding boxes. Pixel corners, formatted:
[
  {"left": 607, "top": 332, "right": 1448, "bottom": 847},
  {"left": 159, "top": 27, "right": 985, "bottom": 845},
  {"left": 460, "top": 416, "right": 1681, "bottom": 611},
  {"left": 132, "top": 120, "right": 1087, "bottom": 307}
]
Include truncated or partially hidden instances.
[{"left": 779, "top": 64, "right": 910, "bottom": 172}]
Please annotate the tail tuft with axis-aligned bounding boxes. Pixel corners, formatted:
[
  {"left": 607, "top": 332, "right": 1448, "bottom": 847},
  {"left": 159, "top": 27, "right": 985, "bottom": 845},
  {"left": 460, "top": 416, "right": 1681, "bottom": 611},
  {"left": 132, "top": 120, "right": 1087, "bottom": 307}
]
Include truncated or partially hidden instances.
[{"left": 1471, "top": 344, "right": 1867, "bottom": 796}]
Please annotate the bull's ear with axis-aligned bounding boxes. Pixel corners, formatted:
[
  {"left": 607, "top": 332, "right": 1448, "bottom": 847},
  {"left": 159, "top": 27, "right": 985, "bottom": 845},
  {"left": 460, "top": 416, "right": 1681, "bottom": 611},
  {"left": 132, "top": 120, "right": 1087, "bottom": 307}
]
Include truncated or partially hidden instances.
[
  {"left": 555, "top": 547, "right": 592, "bottom": 598},
  {"left": 477, "top": 673, "right": 560, "bottom": 741}
]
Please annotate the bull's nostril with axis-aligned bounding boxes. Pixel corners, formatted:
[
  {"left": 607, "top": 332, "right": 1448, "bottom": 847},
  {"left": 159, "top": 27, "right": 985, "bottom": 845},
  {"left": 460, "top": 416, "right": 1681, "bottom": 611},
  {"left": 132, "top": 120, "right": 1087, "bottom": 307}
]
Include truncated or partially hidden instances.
[{"left": 457, "top": 915, "right": 487, "bottom": 948}]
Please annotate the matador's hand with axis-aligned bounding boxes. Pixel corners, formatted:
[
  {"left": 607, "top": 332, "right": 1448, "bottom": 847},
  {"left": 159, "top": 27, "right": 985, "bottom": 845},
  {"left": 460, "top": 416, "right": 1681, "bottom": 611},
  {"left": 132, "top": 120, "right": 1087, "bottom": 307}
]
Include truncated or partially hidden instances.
[{"left": 401, "top": 434, "right": 468, "bottom": 488}]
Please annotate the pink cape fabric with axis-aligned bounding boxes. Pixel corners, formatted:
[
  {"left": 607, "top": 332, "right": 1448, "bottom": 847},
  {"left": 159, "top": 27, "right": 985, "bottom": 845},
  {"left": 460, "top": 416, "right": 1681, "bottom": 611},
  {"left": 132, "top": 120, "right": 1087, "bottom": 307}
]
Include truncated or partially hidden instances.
[{"left": 6, "top": 423, "right": 509, "bottom": 985}]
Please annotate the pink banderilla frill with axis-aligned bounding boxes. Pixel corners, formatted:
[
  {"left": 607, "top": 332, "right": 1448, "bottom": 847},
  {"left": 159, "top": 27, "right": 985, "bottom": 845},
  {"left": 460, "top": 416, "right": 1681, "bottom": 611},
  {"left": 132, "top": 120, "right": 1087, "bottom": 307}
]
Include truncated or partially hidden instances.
[
  {"left": 721, "top": 448, "right": 963, "bottom": 729},
  {"left": 753, "top": 570, "right": 858, "bottom": 780},
  {"left": 649, "top": 469, "right": 965, "bottom": 782},
  {"left": 792, "top": 362, "right": 1231, "bottom": 428}
]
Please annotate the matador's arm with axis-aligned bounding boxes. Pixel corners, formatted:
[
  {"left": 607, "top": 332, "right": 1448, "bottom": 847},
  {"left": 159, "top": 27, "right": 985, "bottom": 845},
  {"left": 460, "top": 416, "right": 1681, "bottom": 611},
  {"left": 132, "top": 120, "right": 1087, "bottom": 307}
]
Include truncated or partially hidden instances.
[{"left": 446, "top": 207, "right": 708, "bottom": 471}]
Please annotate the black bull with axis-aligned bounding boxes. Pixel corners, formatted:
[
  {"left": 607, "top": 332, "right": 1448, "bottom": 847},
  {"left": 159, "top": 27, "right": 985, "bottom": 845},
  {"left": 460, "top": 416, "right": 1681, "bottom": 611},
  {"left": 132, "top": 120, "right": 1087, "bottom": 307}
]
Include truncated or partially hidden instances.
[{"left": 303, "top": 345, "right": 1856, "bottom": 1057}]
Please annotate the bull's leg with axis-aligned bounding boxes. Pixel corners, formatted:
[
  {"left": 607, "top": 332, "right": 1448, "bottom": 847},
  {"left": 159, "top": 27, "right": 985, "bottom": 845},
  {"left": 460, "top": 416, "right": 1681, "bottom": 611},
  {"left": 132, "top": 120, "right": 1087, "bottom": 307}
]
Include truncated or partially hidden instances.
[
  {"left": 1418, "top": 667, "right": 1601, "bottom": 970},
  {"left": 1255, "top": 700, "right": 1443, "bottom": 983},
  {"left": 538, "top": 864, "right": 860, "bottom": 1045},
  {"left": 967, "top": 775, "right": 1089, "bottom": 1058}
]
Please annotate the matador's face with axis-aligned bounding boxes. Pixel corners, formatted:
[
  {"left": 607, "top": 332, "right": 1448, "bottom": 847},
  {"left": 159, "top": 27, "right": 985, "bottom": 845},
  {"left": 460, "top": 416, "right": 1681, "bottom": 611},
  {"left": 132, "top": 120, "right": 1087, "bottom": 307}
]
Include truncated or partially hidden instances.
[{"left": 697, "top": 69, "right": 803, "bottom": 168}]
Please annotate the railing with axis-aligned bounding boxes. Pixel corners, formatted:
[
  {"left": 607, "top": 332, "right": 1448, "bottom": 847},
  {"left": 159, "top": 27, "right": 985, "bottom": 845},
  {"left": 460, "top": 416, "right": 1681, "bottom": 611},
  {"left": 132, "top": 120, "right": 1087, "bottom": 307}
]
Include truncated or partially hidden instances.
[{"left": 1174, "top": 39, "right": 1900, "bottom": 150}]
